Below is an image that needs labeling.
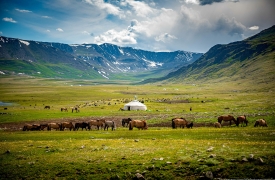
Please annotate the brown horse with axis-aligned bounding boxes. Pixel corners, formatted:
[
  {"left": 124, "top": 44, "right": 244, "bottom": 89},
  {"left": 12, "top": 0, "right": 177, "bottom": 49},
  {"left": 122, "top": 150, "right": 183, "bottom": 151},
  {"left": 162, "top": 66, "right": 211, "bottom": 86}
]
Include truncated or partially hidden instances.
[
  {"left": 23, "top": 124, "right": 41, "bottom": 131},
  {"left": 217, "top": 115, "right": 236, "bottom": 126},
  {"left": 61, "top": 107, "right": 68, "bottom": 112},
  {"left": 122, "top": 118, "right": 132, "bottom": 127},
  {"left": 254, "top": 119, "right": 268, "bottom": 127},
  {"left": 88, "top": 119, "right": 105, "bottom": 130},
  {"left": 214, "top": 122, "right": 221, "bottom": 128},
  {"left": 60, "top": 122, "right": 75, "bottom": 131},
  {"left": 129, "top": 120, "right": 148, "bottom": 130},
  {"left": 236, "top": 115, "right": 248, "bottom": 127},
  {"left": 172, "top": 118, "right": 188, "bottom": 129},
  {"left": 47, "top": 123, "right": 61, "bottom": 131}
]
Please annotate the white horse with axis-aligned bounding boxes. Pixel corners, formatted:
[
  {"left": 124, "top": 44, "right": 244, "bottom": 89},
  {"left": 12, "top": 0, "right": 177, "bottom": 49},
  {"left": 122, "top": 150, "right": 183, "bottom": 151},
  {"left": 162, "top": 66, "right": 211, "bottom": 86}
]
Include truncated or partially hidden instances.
[{"left": 104, "top": 120, "right": 116, "bottom": 131}]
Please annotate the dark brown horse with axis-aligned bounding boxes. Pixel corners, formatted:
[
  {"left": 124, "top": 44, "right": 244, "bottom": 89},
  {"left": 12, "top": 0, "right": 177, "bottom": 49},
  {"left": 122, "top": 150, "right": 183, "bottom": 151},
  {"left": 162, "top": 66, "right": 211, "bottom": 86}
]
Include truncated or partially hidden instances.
[
  {"left": 172, "top": 118, "right": 188, "bottom": 129},
  {"left": 40, "top": 124, "right": 48, "bottom": 130},
  {"left": 254, "top": 119, "right": 268, "bottom": 127},
  {"left": 218, "top": 115, "right": 236, "bottom": 126},
  {"left": 129, "top": 120, "right": 148, "bottom": 130},
  {"left": 23, "top": 124, "right": 41, "bottom": 131},
  {"left": 236, "top": 115, "right": 248, "bottom": 127},
  {"left": 75, "top": 122, "right": 89, "bottom": 131},
  {"left": 122, "top": 118, "right": 132, "bottom": 127},
  {"left": 44, "top": 106, "right": 50, "bottom": 109}
]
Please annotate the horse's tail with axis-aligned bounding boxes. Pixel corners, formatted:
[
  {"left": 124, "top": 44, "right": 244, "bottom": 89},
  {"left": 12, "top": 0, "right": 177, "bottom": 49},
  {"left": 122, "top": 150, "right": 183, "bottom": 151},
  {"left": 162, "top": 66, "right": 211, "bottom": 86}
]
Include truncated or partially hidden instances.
[
  {"left": 122, "top": 119, "right": 125, "bottom": 127},
  {"left": 172, "top": 119, "right": 176, "bottom": 129},
  {"left": 129, "top": 121, "right": 133, "bottom": 130}
]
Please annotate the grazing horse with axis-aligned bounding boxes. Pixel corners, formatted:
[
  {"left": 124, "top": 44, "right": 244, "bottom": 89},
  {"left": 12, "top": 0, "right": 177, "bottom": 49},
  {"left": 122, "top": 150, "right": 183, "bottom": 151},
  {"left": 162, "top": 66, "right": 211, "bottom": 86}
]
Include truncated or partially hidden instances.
[
  {"left": 44, "top": 106, "right": 50, "bottom": 109},
  {"left": 122, "top": 118, "right": 132, "bottom": 127},
  {"left": 71, "top": 107, "right": 80, "bottom": 113},
  {"left": 104, "top": 120, "right": 116, "bottom": 131},
  {"left": 23, "top": 124, "right": 41, "bottom": 131},
  {"left": 254, "top": 119, "right": 268, "bottom": 127},
  {"left": 47, "top": 123, "right": 61, "bottom": 131},
  {"left": 60, "top": 122, "right": 75, "bottom": 131},
  {"left": 61, "top": 107, "right": 68, "bottom": 112},
  {"left": 88, "top": 119, "right": 105, "bottom": 130},
  {"left": 236, "top": 115, "right": 248, "bottom": 127},
  {"left": 172, "top": 118, "right": 188, "bottom": 129},
  {"left": 75, "top": 122, "right": 89, "bottom": 131},
  {"left": 40, "top": 124, "right": 48, "bottom": 130},
  {"left": 129, "top": 120, "right": 148, "bottom": 130},
  {"left": 214, "top": 122, "right": 221, "bottom": 128},
  {"left": 218, "top": 115, "right": 236, "bottom": 126}
]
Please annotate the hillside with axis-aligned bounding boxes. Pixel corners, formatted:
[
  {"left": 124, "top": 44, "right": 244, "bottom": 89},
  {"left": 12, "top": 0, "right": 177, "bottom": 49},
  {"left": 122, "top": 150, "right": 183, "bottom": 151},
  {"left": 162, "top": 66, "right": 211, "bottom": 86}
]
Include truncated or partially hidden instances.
[
  {"left": 0, "top": 37, "right": 202, "bottom": 81},
  {"left": 142, "top": 25, "right": 275, "bottom": 86}
]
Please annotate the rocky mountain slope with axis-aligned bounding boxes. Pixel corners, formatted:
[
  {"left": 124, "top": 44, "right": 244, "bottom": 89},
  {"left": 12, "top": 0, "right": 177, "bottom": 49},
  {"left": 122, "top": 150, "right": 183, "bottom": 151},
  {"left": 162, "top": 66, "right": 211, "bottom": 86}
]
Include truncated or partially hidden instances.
[{"left": 142, "top": 25, "right": 275, "bottom": 85}]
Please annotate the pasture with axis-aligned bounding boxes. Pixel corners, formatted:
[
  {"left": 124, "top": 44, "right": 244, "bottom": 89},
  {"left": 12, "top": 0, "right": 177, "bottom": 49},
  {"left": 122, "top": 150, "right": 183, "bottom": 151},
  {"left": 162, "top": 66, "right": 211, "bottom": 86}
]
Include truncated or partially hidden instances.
[{"left": 0, "top": 76, "right": 275, "bottom": 179}]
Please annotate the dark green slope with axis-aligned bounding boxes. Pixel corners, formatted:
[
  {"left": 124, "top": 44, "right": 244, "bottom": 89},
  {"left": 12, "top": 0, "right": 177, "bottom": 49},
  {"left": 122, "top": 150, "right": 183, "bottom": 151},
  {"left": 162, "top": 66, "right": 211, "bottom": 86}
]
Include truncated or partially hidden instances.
[{"left": 142, "top": 25, "right": 275, "bottom": 85}]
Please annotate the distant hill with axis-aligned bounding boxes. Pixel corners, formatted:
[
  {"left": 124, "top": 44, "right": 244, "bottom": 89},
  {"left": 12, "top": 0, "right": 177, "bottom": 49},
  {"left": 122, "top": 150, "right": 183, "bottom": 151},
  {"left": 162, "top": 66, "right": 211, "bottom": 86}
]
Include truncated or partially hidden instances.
[
  {"left": 0, "top": 37, "right": 202, "bottom": 81},
  {"left": 141, "top": 25, "right": 275, "bottom": 85}
]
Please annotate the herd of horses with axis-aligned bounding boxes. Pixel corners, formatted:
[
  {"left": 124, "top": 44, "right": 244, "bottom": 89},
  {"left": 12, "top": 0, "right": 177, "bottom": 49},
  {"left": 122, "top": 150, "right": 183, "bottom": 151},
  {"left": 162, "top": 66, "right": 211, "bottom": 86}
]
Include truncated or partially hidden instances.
[
  {"left": 22, "top": 118, "right": 148, "bottom": 131},
  {"left": 216, "top": 115, "right": 268, "bottom": 127},
  {"left": 22, "top": 115, "right": 268, "bottom": 131}
]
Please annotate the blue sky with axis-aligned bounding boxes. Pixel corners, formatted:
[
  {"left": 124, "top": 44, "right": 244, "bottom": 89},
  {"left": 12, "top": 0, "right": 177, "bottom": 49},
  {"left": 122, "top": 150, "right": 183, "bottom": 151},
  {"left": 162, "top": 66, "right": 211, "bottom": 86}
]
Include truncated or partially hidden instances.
[{"left": 1, "top": 0, "right": 275, "bottom": 53}]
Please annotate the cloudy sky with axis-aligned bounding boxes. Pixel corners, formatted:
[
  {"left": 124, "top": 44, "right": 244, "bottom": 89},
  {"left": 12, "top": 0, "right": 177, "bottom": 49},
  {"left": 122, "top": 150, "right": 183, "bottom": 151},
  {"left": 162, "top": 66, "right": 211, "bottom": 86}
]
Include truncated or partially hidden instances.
[{"left": 1, "top": 0, "right": 275, "bottom": 53}]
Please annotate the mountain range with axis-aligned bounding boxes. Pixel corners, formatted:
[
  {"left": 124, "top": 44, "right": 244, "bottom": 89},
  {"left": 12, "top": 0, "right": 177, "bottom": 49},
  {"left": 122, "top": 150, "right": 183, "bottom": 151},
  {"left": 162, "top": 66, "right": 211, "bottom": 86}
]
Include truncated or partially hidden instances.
[
  {"left": 142, "top": 25, "right": 275, "bottom": 85},
  {"left": 1, "top": 25, "right": 274, "bottom": 85},
  {"left": 0, "top": 37, "right": 202, "bottom": 81}
]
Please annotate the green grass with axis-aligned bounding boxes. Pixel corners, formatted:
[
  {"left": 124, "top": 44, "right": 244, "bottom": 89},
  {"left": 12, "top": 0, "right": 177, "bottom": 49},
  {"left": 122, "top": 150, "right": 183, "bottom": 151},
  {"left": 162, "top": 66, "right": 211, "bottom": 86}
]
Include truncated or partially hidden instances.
[
  {"left": 0, "top": 76, "right": 275, "bottom": 179},
  {"left": 0, "top": 128, "right": 275, "bottom": 179}
]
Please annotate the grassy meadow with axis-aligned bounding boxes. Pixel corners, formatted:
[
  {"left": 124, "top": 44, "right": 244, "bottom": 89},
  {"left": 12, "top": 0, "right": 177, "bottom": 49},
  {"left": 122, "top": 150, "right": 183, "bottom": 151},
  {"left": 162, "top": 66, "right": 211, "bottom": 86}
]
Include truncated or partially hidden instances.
[{"left": 0, "top": 76, "right": 275, "bottom": 179}]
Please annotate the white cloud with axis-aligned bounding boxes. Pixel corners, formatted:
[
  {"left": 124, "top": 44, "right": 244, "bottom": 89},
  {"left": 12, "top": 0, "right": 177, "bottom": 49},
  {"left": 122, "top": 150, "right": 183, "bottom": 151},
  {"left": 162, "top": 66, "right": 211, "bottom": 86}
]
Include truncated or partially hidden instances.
[
  {"left": 155, "top": 33, "right": 177, "bottom": 42},
  {"left": 124, "top": 0, "right": 154, "bottom": 18},
  {"left": 16, "top": 8, "right": 32, "bottom": 13},
  {"left": 2, "top": 17, "right": 17, "bottom": 23},
  {"left": 184, "top": 0, "right": 199, "bottom": 5},
  {"left": 94, "top": 29, "right": 137, "bottom": 45},
  {"left": 249, "top": 26, "right": 259, "bottom": 30},
  {"left": 46, "top": 29, "right": 51, "bottom": 32},
  {"left": 56, "top": 28, "right": 64, "bottom": 32},
  {"left": 85, "top": 0, "right": 125, "bottom": 18}
]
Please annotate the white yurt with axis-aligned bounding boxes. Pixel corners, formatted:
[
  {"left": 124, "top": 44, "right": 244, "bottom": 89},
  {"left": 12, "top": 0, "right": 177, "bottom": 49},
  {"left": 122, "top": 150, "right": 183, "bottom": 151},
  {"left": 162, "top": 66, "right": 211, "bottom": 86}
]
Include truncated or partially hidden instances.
[{"left": 123, "top": 97, "right": 147, "bottom": 111}]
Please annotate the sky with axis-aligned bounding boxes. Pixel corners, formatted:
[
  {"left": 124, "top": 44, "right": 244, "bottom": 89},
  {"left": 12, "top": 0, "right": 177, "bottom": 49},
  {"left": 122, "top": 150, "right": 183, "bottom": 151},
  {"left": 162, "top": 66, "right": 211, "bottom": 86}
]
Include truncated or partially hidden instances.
[{"left": 1, "top": 0, "right": 275, "bottom": 53}]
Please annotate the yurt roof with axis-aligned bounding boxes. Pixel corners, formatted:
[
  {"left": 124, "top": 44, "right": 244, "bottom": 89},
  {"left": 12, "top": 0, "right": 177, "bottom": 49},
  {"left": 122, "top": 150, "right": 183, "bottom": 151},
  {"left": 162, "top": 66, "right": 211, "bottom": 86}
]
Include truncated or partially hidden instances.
[{"left": 124, "top": 100, "right": 146, "bottom": 107}]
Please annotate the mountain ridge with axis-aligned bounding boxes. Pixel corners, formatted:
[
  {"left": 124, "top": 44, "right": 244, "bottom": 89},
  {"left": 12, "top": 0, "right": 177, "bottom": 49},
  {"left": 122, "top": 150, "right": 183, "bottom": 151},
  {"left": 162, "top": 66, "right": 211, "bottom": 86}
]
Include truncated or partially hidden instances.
[
  {"left": 141, "top": 25, "right": 275, "bottom": 85},
  {"left": 0, "top": 36, "right": 202, "bottom": 81}
]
